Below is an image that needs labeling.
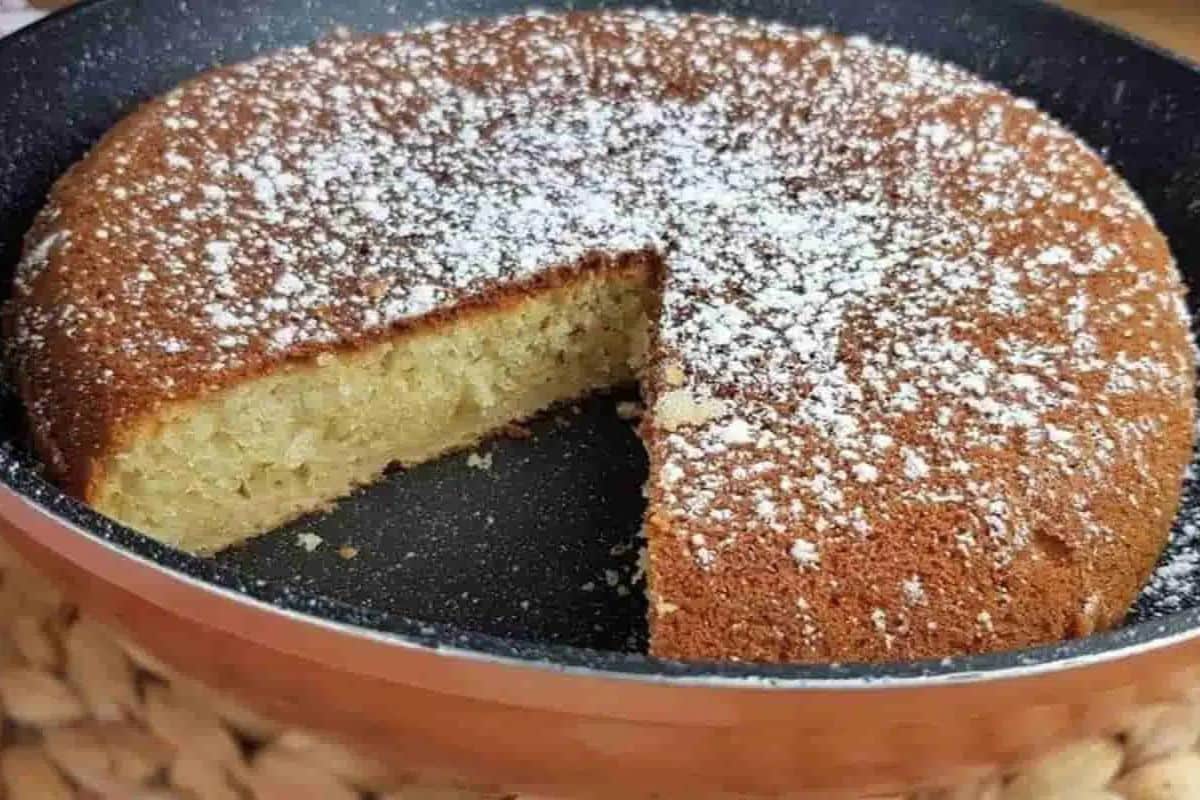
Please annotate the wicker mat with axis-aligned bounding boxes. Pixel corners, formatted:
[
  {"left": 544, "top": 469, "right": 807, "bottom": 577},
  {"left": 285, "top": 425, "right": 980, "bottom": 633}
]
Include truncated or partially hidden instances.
[{"left": 0, "top": 540, "right": 1193, "bottom": 799}]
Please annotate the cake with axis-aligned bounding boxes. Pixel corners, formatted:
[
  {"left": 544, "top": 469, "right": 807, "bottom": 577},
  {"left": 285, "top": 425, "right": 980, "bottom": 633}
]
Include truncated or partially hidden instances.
[{"left": 5, "top": 10, "right": 1195, "bottom": 663}]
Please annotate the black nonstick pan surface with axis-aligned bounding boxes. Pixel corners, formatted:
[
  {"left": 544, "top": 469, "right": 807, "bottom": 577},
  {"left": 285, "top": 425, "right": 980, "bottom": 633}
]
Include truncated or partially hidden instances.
[{"left": 2, "top": 0, "right": 1200, "bottom": 682}]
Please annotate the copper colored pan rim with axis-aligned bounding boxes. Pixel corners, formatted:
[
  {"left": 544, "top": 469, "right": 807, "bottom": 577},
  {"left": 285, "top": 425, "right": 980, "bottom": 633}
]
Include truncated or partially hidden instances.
[{"left": 5, "top": 479, "right": 1200, "bottom": 694}]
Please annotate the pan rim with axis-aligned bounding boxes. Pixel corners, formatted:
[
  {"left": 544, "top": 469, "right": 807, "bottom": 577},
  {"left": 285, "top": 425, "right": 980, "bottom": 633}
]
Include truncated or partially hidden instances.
[
  {"left": 5, "top": 478, "right": 1200, "bottom": 689},
  {"left": 3, "top": 0, "right": 1200, "bottom": 688}
]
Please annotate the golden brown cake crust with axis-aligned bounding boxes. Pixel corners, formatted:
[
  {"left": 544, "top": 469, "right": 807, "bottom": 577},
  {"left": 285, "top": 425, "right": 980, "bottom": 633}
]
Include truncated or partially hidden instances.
[{"left": 6, "top": 11, "right": 1195, "bottom": 662}]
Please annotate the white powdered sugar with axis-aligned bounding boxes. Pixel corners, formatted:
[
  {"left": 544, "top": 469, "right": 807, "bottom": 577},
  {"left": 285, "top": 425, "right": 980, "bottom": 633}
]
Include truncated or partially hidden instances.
[{"left": 790, "top": 538, "right": 820, "bottom": 569}]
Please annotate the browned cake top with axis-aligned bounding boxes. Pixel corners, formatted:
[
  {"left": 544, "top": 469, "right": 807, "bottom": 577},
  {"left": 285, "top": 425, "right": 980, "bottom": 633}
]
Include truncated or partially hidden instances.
[{"left": 7, "top": 10, "right": 1195, "bottom": 662}]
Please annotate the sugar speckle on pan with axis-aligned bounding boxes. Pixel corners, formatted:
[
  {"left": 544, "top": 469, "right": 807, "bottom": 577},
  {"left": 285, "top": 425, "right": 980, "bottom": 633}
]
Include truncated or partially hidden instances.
[{"left": 1136, "top": 415, "right": 1200, "bottom": 618}]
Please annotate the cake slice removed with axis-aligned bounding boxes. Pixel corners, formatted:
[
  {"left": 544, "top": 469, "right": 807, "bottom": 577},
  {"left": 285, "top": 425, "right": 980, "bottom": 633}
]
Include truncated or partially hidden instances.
[{"left": 93, "top": 257, "right": 658, "bottom": 552}]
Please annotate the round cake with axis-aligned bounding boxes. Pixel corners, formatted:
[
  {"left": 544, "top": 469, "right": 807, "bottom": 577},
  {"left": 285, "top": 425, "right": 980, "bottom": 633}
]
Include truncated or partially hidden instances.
[{"left": 5, "top": 10, "right": 1195, "bottom": 663}]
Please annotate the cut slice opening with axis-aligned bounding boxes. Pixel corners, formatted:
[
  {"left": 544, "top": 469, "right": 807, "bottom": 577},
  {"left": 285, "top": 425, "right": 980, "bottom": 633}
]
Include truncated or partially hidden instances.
[{"left": 94, "top": 254, "right": 663, "bottom": 553}]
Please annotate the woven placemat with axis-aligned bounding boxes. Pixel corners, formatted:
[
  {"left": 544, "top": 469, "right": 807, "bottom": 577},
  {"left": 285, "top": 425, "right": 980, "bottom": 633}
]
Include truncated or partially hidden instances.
[{"left": 0, "top": 538, "right": 1194, "bottom": 799}]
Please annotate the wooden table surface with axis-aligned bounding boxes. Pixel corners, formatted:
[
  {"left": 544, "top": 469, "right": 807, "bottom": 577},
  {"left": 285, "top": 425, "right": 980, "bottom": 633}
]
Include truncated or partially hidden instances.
[{"left": 1059, "top": 0, "right": 1200, "bottom": 61}]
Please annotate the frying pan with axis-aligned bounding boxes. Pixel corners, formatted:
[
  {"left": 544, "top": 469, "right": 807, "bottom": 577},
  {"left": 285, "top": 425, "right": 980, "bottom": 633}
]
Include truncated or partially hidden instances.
[{"left": 3, "top": 0, "right": 1200, "bottom": 796}]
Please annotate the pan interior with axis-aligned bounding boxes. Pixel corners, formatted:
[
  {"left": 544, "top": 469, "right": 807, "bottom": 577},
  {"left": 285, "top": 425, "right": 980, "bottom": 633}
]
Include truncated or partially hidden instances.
[{"left": 2, "top": 0, "right": 1200, "bottom": 676}]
